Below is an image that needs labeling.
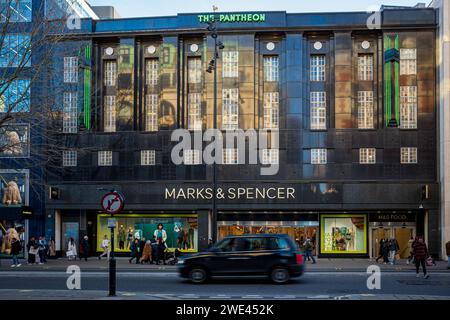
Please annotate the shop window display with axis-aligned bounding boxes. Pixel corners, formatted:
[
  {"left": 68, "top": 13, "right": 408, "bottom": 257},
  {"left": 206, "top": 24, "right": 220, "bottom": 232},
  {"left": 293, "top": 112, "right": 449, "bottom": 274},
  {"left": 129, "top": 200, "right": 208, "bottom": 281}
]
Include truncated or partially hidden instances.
[
  {"left": 0, "top": 219, "right": 25, "bottom": 258},
  {"left": 321, "top": 215, "right": 367, "bottom": 254},
  {"left": 97, "top": 214, "right": 198, "bottom": 252}
]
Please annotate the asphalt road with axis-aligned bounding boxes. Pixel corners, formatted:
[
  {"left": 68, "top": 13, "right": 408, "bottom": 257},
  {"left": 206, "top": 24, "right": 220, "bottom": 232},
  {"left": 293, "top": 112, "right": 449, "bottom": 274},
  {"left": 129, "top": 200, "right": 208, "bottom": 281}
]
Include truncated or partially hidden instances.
[{"left": 0, "top": 271, "right": 450, "bottom": 299}]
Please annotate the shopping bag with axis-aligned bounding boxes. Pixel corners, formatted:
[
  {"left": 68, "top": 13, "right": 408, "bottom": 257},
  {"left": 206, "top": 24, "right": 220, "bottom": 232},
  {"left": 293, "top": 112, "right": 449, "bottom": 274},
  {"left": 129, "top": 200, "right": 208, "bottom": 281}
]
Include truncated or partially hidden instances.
[{"left": 395, "top": 253, "right": 400, "bottom": 261}]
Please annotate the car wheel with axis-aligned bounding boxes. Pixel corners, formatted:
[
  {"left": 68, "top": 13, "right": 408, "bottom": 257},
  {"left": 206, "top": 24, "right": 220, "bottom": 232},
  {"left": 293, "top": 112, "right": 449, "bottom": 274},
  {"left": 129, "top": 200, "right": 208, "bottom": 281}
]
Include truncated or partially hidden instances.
[
  {"left": 189, "top": 267, "right": 208, "bottom": 284},
  {"left": 270, "top": 267, "right": 290, "bottom": 284}
]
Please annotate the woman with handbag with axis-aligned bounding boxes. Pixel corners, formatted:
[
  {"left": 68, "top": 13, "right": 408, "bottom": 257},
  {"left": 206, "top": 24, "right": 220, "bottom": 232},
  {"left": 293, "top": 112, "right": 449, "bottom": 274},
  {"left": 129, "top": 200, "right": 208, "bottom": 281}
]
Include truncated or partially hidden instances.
[
  {"left": 26, "top": 236, "right": 38, "bottom": 265},
  {"left": 67, "top": 238, "right": 77, "bottom": 261}
]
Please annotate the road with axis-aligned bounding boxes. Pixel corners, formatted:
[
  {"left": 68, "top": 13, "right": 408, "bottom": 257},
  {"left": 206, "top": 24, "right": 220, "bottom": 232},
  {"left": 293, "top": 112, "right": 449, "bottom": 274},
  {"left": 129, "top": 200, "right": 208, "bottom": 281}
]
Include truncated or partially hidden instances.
[{"left": 0, "top": 270, "right": 450, "bottom": 300}]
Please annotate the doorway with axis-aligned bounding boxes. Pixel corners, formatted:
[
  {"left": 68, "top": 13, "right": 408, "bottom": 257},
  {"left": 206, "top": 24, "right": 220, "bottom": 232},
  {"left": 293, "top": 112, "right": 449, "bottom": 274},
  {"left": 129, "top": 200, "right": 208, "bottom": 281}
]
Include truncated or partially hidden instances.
[
  {"left": 371, "top": 227, "right": 415, "bottom": 259},
  {"left": 62, "top": 222, "right": 79, "bottom": 254}
]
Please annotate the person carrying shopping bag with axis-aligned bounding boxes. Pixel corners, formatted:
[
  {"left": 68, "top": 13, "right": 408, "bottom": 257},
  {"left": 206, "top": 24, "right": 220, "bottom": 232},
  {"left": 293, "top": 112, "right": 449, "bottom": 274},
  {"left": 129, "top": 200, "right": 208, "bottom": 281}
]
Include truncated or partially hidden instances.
[{"left": 67, "top": 238, "right": 77, "bottom": 261}]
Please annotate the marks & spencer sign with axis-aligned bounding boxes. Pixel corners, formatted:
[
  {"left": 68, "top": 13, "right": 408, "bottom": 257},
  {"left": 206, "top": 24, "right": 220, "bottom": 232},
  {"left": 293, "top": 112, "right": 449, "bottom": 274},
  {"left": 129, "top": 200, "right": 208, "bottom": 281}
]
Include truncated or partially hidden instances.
[
  {"left": 198, "top": 13, "right": 266, "bottom": 23},
  {"left": 165, "top": 187, "right": 295, "bottom": 201}
]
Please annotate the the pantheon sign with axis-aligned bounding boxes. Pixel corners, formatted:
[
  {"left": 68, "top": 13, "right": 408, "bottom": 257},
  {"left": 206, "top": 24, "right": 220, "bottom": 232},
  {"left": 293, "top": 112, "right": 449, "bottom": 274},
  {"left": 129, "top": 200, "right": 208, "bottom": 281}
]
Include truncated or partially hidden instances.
[{"left": 165, "top": 187, "right": 295, "bottom": 201}]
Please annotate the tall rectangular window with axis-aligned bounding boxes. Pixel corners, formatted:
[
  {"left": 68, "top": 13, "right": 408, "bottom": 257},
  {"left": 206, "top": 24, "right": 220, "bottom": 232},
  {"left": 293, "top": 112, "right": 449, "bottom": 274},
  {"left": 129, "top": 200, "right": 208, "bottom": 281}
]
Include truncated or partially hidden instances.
[
  {"left": 104, "top": 60, "right": 117, "bottom": 87},
  {"left": 0, "top": 0, "right": 32, "bottom": 22},
  {"left": 263, "top": 92, "right": 279, "bottom": 129},
  {"left": 261, "top": 149, "right": 279, "bottom": 165},
  {"left": 400, "top": 147, "right": 418, "bottom": 164},
  {"left": 222, "top": 51, "right": 239, "bottom": 78},
  {"left": 400, "top": 86, "right": 417, "bottom": 129},
  {"left": 188, "top": 93, "right": 202, "bottom": 130},
  {"left": 263, "top": 56, "right": 279, "bottom": 82},
  {"left": 188, "top": 57, "right": 202, "bottom": 84},
  {"left": 103, "top": 96, "right": 116, "bottom": 132},
  {"left": 311, "top": 148, "right": 327, "bottom": 164},
  {"left": 222, "top": 88, "right": 239, "bottom": 130},
  {"left": 145, "top": 59, "right": 159, "bottom": 86},
  {"left": 359, "top": 148, "right": 376, "bottom": 164},
  {"left": 223, "top": 148, "right": 239, "bottom": 165},
  {"left": 310, "top": 55, "right": 326, "bottom": 82},
  {"left": 184, "top": 149, "right": 201, "bottom": 165},
  {"left": 357, "top": 91, "right": 374, "bottom": 129},
  {"left": 64, "top": 57, "right": 78, "bottom": 83},
  {"left": 63, "top": 150, "right": 77, "bottom": 167},
  {"left": 358, "top": 55, "right": 373, "bottom": 81},
  {"left": 98, "top": 151, "right": 113, "bottom": 166},
  {"left": 141, "top": 150, "right": 156, "bottom": 166},
  {"left": 145, "top": 94, "right": 159, "bottom": 132},
  {"left": 63, "top": 92, "right": 78, "bottom": 133},
  {"left": 0, "top": 79, "right": 30, "bottom": 112},
  {"left": 310, "top": 91, "right": 326, "bottom": 130},
  {"left": 0, "top": 34, "right": 31, "bottom": 67},
  {"left": 400, "top": 49, "right": 417, "bottom": 75}
]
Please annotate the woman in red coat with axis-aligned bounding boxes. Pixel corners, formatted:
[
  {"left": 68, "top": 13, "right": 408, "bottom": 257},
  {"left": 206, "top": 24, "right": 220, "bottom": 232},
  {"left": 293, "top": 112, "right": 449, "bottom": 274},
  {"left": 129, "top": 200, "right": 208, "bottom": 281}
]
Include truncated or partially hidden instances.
[{"left": 412, "top": 236, "right": 429, "bottom": 279}]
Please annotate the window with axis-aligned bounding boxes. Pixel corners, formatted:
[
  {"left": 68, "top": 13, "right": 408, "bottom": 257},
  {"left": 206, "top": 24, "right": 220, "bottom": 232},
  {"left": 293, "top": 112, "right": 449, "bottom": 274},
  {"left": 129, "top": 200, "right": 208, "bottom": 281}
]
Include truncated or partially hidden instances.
[
  {"left": 263, "top": 92, "right": 279, "bottom": 129},
  {"left": 141, "top": 150, "right": 156, "bottom": 166},
  {"left": 263, "top": 56, "right": 279, "bottom": 82},
  {"left": 311, "top": 148, "right": 327, "bottom": 164},
  {"left": 0, "top": 34, "right": 31, "bottom": 67},
  {"left": 104, "top": 60, "right": 117, "bottom": 87},
  {"left": 63, "top": 92, "right": 78, "bottom": 133},
  {"left": 400, "top": 86, "right": 417, "bottom": 129},
  {"left": 64, "top": 57, "right": 78, "bottom": 83},
  {"left": 358, "top": 55, "right": 373, "bottom": 81},
  {"left": 359, "top": 148, "right": 376, "bottom": 164},
  {"left": 310, "top": 55, "right": 326, "bottom": 81},
  {"left": 222, "top": 88, "right": 239, "bottom": 130},
  {"left": 400, "top": 147, "right": 417, "bottom": 164},
  {"left": 188, "top": 93, "right": 202, "bottom": 130},
  {"left": 98, "top": 151, "right": 113, "bottom": 166},
  {"left": 184, "top": 149, "right": 201, "bottom": 165},
  {"left": 145, "top": 94, "right": 159, "bottom": 132},
  {"left": 310, "top": 91, "right": 326, "bottom": 130},
  {"left": 0, "top": 79, "right": 30, "bottom": 112},
  {"left": 63, "top": 150, "right": 77, "bottom": 167},
  {"left": 222, "top": 51, "right": 239, "bottom": 78},
  {"left": 400, "top": 49, "right": 416, "bottom": 75},
  {"left": 261, "top": 149, "right": 279, "bottom": 165},
  {"left": 223, "top": 148, "right": 239, "bottom": 165},
  {"left": 357, "top": 91, "right": 374, "bottom": 129},
  {"left": 0, "top": 0, "right": 32, "bottom": 22},
  {"left": 188, "top": 57, "right": 202, "bottom": 84},
  {"left": 146, "top": 59, "right": 159, "bottom": 86},
  {"left": 103, "top": 96, "right": 116, "bottom": 132}
]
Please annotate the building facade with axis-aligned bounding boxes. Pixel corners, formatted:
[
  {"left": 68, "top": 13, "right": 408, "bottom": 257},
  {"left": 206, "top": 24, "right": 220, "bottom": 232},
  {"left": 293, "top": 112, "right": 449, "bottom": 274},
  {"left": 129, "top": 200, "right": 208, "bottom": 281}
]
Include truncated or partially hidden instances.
[{"left": 44, "top": 6, "right": 440, "bottom": 258}]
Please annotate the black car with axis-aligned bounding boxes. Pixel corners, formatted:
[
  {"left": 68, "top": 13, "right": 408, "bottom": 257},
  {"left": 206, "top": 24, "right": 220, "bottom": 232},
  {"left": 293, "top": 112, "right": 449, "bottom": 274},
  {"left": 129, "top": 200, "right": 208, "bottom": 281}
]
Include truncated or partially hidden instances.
[{"left": 178, "top": 234, "right": 305, "bottom": 284}]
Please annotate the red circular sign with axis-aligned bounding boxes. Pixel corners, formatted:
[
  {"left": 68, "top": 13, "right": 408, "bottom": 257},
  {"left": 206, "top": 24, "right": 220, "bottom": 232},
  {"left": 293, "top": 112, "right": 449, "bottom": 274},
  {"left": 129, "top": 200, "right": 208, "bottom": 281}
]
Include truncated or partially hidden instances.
[{"left": 101, "top": 192, "right": 125, "bottom": 214}]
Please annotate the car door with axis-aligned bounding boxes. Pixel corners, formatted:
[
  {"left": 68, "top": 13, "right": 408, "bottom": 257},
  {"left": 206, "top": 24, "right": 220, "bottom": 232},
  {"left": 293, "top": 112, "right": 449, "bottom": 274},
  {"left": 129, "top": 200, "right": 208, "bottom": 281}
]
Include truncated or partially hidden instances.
[{"left": 206, "top": 237, "right": 250, "bottom": 275}]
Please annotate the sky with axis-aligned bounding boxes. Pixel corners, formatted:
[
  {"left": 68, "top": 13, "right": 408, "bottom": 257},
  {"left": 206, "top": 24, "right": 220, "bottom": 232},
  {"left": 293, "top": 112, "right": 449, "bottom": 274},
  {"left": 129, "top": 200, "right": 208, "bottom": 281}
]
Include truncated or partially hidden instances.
[{"left": 87, "top": 0, "right": 432, "bottom": 18}]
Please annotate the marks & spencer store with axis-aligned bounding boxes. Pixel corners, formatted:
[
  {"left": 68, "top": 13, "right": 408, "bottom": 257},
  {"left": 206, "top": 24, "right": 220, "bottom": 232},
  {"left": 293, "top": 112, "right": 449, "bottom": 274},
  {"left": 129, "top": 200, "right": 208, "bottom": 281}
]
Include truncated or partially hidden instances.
[{"left": 45, "top": 8, "right": 440, "bottom": 258}]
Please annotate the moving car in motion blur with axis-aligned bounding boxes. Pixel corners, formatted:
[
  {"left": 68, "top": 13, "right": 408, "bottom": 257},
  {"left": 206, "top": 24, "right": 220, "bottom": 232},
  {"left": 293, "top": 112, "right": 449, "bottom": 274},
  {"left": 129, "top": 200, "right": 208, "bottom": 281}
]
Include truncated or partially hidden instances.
[{"left": 178, "top": 234, "right": 305, "bottom": 284}]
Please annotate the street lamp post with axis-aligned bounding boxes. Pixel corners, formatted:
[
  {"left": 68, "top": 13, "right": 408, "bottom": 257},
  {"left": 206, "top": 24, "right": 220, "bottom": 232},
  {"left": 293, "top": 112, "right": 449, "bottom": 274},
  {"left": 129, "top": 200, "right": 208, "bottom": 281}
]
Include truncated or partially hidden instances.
[{"left": 206, "top": 14, "right": 224, "bottom": 243}]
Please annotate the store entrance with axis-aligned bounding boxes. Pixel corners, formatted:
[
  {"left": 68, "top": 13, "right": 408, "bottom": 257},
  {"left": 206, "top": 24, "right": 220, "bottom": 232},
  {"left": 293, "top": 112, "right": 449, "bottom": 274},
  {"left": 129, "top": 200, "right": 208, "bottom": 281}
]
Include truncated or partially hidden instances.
[
  {"left": 218, "top": 222, "right": 319, "bottom": 256},
  {"left": 371, "top": 227, "right": 415, "bottom": 259}
]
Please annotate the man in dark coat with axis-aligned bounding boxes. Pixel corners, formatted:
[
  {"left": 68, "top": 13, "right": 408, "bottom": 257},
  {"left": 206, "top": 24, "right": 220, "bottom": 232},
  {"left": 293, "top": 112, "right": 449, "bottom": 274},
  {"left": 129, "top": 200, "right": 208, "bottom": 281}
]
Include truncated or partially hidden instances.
[
  {"left": 446, "top": 240, "right": 450, "bottom": 270},
  {"left": 80, "top": 236, "right": 90, "bottom": 261},
  {"left": 10, "top": 237, "right": 22, "bottom": 267},
  {"left": 412, "top": 236, "right": 429, "bottom": 278}
]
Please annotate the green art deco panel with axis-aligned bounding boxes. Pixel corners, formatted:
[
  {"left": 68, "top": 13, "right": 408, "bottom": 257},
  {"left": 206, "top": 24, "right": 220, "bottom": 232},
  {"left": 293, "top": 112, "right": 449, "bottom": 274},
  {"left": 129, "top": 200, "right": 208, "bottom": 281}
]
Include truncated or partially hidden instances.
[
  {"left": 384, "top": 34, "right": 400, "bottom": 127},
  {"left": 83, "top": 44, "right": 92, "bottom": 130}
]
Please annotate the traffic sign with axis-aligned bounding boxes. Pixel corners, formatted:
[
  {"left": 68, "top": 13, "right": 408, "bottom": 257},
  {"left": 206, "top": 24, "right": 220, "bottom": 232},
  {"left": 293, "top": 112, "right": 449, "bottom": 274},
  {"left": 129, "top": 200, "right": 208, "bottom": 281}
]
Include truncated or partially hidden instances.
[{"left": 100, "top": 191, "right": 125, "bottom": 214}]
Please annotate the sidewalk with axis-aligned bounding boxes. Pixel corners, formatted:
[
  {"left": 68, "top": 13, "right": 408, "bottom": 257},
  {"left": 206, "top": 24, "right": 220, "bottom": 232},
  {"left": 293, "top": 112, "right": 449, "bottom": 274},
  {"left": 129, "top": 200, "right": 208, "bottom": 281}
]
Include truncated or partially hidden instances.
[{"left": 1, "top": 257, "right": 449, "bottom": 272}]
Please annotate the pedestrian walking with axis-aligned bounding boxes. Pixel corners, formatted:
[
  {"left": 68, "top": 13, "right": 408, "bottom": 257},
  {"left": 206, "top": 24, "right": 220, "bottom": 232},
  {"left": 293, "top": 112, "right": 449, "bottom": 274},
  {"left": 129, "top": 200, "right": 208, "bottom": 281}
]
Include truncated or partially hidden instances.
[
  {"left": 141, "top": 240, "right": 152, "bottom": 264},
  {"left": 10, "top": 236, "right": 22, "bottom": 267},
  {"left": 388, "top": 238, "right": 399, "bottom": 265},
  {"left": 38, "top": 236, "right": 48, "bottom": 264},
  {"left": 150, "top": 236, "right": 158, "bottom": 264},
  {"left": 99, "top": 235, "right": 110, "bottom": 260},
  {"left": 67, "top": 238, "right": 77, "bottom": 261},
  {"left": 446, "top": 240, "right": 450, "bottom": 270},
  {"left": 48, "top": 238, "right": 56, "bottom": 259},
  {"left": 412, "top": 236, "right": 429, "bottom": 279},
  {"left": 303, "top": 238, "right": 316, "bottom": 264},
  {"left": 129, "top": 238, "right": 141, "bottom": 264},
  {"left": 375, "top": 238, "right": 386, "bottom": 263},
  {"left": 80, "top": 236, "right": 90, "bottom": 261},
  {"left": 26, "top": 236, "right": 38, "bottom": 265}
]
